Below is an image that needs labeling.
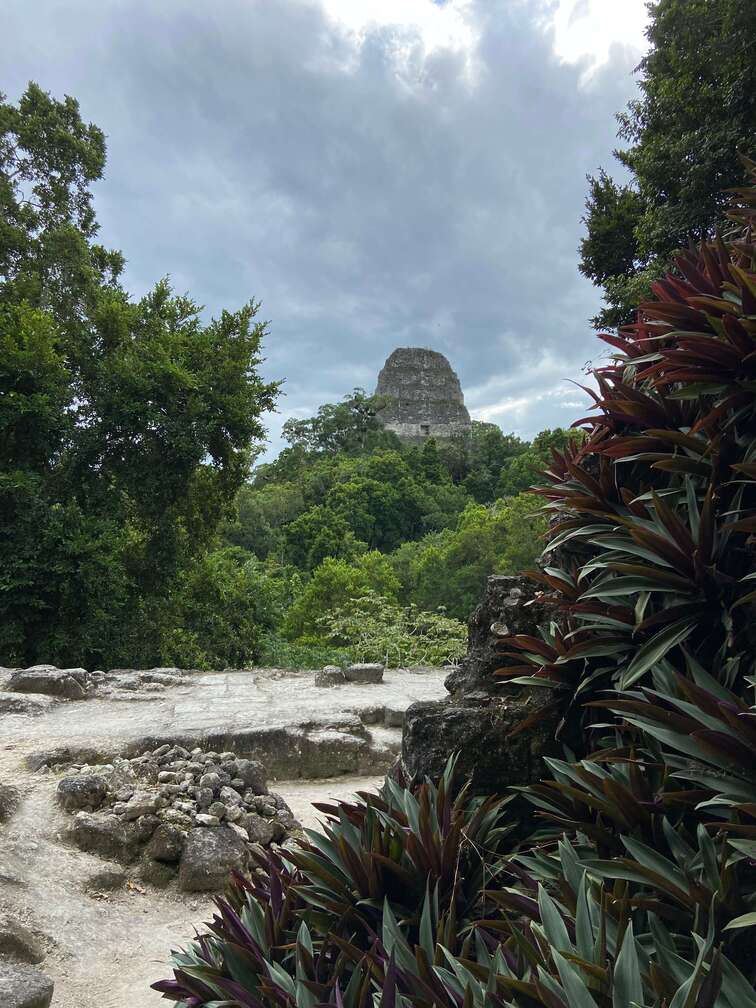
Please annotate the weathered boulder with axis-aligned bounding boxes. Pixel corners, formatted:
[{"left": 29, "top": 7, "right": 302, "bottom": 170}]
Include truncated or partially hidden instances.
[
  {"left": 0, "top": 961, "right": 54, "bottom": 1008},
  {"left": 9, "top": 665, "right": 90, "bottom": 701},
  {"left": 70, "top": 812, "right": 142, "bottom": 862},
  {"left": 314, "top": 665, "right": 344, "bottom": 687},
  {"left": 0, "top": 783, "right": 20, "bottom": 823},
  {"left": 123, "top": 791, "right": 160, "bottom": 820},
  {"left": 242, "top": 812, "right": 276, "bottom": 846},
  {"left": 234, "top": 758, "right": 267, "bottom": 795},
  {"left": 57, "top": 775, "right": 109, "bottom": 811},
  {"left": 178, "top": 827, "right": 248, "bottom": 892},
  {"left": 0, "top": 915, "right": 45, "bottom": 964},
  {"left": 397, "top": 575, "right": 561, "bottom": 793},
  {"left": 401, "top": 689, "right": 559, "bottom": 794},
  {"left": 344, "top": 663, "right": 384, "bottom": 684}
]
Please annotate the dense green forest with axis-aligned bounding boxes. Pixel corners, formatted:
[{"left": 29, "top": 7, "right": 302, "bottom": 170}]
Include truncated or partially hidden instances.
[
  {"left": 0, "top": 83, "right": 573, "bottom": 671},
  {"left": 0, "top": 83, "right": 279, "bottom": 670},
  {"left": 217, "top": 396, "right": 577, "bottom": 669},
  {"left": 6, "top": 0, "right": 753, "bottom": 673}
]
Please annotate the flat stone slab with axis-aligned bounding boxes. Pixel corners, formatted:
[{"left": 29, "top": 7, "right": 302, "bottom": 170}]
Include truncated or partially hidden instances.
[
  {"left": 0, "top": 692, "right": 55, "bottom": 716},
  {"left": 3, "top": 667, "right": 447, "bottom": 780}
]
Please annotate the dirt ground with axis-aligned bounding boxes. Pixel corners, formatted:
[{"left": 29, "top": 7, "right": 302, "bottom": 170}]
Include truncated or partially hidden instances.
[
  {"left": 0, "top": 742, "right": 383, "bottom": 1007},
  {"left": 0, "top": 665, "right": 447, "bottom": 1003}
]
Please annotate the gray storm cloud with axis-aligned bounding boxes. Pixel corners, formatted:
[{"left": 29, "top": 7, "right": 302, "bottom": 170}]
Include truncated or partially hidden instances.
[{"left": 2, "top": 0, "right": 644, "bottom": 452}]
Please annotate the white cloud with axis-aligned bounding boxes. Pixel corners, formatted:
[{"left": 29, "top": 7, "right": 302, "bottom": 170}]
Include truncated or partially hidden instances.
[
  {"left": 1, "top": 0, "right": 647, "bottom": 455},
  {"left": 550, "top": 0, "right": 649, "bottom": 72},
  {"left": 319, "top": 0, "right": 477, "bottom": 53}
]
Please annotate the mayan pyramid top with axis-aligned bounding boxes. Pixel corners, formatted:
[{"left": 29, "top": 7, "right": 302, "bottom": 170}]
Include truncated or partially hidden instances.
[{"left": 374, "top": 347, "right": 471, "bottom": 443}]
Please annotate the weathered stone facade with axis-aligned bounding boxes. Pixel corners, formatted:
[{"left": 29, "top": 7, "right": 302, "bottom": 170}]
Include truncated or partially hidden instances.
[
  {"left": 397, "top": 575, "right": 563, "bottom": 794},
  {"left": 375, "top": 347, "right": 471, "bottom": 443}
]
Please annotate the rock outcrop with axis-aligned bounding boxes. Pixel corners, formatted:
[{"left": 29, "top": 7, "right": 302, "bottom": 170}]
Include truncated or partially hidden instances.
[
  {"left": 398, "top": 575, "right": 562, "bottom": 793},
  {"left": 375, "top": 347, "right": 471, "bottom": 443},
  {"left": 9, "top": 666, "right": 91, "bottom": 700}
]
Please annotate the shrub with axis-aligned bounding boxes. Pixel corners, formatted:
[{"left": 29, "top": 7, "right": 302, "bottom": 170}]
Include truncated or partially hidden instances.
[
  {"left": 320, "top": 590, "right": 468, "bottom": 667},
  {"left": 282, "top": 553, "right": 400, "bottom": 641},
  {"left": 160, "top": 548, "right": 280, "bottom": 669},
  {"left": 257, "top": 633, "right": 351, "bottom": 670}
]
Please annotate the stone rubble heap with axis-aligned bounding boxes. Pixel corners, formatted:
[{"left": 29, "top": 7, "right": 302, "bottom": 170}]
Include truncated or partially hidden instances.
[{"left": 56, "top": 744, "right": 302, "bottom": 891}]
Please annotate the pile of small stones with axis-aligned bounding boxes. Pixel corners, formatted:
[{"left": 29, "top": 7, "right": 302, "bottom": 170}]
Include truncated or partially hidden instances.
[{"left": 56, "top": 744, "right": 302, "bottom": 890}]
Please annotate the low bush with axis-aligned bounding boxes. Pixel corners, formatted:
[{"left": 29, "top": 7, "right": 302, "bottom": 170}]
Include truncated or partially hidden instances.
[{"left": 320, "top": 591, "right": 468, "bottom": 667}]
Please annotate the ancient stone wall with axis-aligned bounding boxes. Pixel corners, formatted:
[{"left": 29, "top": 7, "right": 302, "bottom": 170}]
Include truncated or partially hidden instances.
[
  {"left": 398, "top": 575, "right": 563, "bottom": 794},
  {"left": 375, "top": 347, "right": 471, "bottom": 443}
]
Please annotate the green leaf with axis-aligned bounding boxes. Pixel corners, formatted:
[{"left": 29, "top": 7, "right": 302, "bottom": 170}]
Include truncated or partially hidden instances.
[
  {"left": 612, "top": 923, "right": 643, "bottom": 1008},
  {"left": 581, "top": 576, "right": 688, "bottom": 599},
  {"left": 574, "top": 873, "right": 594, "bottom": 961},
  {"left": 620, "top": 618, "right": 698, "bottom": 689},
  {"left": 552, "top": 950, "right": 599, "bottom": 1008},
  {"left": 537, "top": 884, "right": 572, "bottom": 954},
  {"left": 723, "top": 911, "right": 756, "bottom": 931}
]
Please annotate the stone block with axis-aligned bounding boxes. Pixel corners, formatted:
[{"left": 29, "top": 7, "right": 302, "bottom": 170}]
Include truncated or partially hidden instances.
[
  {"left": 178, "top": 827, "right": 247, "bottom": 892},
  {"left": 71, "top": 812, "right": 141, "bottom": 863},
  {"left": 314, "top": 666, "right": 344, "bottom": 687},
  {"left": 57, "top": 775, "right": 109, "bottom": 811},
  {"left": 344, "top": 663, "right": 384, "bottom": 684},
  {"left": 401, "top": 691, "right": 559, "bottom": 794},
  {"left": 234, "top": 758, "right": 267, "bottom": 795}
]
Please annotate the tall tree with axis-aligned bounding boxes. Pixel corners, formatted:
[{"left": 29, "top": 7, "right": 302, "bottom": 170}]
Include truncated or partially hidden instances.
[
  {"left": 281, "top": 389, "right": 396, "bottom": 455},
  {"left": 0, "top": 84, "right": 278, "bottom": 666},
  {"left": 580, "top": 0, "right": 756, "bottom": 329}
]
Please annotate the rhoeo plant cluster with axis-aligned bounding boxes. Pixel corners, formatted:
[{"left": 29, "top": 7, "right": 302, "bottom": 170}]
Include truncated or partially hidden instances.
[
  {"left": 155, "top": 163, "right": 756, "bottom": 1007},
  {"left": 153, "top": 759, "right": 513, "bottom": 1005}
]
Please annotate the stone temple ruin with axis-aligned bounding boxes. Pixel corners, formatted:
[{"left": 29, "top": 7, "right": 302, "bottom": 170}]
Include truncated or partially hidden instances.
[{"left": 375, "top": 347, "right": 471, "bottom": 443}]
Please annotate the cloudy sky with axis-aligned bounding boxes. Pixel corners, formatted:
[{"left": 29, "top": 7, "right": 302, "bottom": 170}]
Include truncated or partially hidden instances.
[{"left": 3, "top": 0, "right": 649, "bottom": 456}]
